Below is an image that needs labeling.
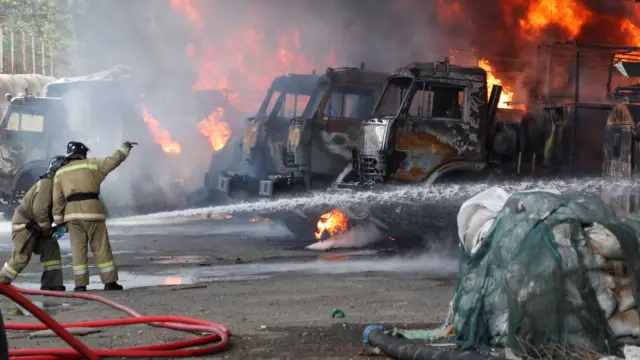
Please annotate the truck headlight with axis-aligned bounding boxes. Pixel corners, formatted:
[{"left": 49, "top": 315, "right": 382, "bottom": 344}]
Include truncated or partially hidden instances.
[{"left": 288, "top": 126, "right": 301, "bottom": 147}]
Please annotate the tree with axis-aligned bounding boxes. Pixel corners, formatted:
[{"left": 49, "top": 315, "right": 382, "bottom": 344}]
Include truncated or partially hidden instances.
[{"left": 0, "top": 0, "right": 84, "bottom": 75}]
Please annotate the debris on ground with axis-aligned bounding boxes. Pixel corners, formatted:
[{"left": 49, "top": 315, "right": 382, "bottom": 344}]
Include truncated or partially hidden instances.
[
  {"left": 30, "top": 327, "right": 102, "bottom": 338},
  {"left": 332, "top": 309, "right": 345, "bottom": 319}
]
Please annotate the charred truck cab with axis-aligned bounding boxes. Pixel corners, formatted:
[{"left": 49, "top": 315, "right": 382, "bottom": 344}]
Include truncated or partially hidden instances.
[
  {"left": 264, "top": 65, "right": 390, "bottom": 198},
  {"left": 335, "top": 60, "right": 493, "bottom": 189},
  {"left": 329, "top": 60, "right": 500, "bottom": 240},
  {"left": 216, "top": 73, "right": 320, "bottom": 201},
  {"left": 0, "top": 92, "right": 66, "bottom": 216}
]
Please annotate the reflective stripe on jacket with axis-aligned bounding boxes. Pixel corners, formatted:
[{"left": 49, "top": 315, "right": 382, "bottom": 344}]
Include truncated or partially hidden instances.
[
  {"left": 52, "top": 145, "right": 130, "bottom": 223},
  {"left": 12, "top": 179, "right": 54, "bottom": 236}
]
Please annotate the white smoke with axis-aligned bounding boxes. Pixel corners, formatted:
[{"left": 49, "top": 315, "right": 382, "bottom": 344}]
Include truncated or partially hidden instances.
[{"left": 305, "top": 222, "right": 382, "bottom": 251}]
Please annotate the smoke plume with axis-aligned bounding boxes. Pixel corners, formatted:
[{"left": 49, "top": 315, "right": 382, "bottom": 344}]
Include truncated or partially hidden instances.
[{"left": 55, "top": 0, "right": 640, "bottom": 216}]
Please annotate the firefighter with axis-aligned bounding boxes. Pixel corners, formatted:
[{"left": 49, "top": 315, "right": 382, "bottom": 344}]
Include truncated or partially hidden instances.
[
  {"left": 52, "top": 141, "right": 136, "bottom": 291},
  {"left": 0, "top": 156, "right": 68, "bottom": 291}
]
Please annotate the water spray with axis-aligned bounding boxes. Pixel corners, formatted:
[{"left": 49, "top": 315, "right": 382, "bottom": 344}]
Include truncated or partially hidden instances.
[{"left": 108, "top": 177, "right": 623, "bottom": 226}]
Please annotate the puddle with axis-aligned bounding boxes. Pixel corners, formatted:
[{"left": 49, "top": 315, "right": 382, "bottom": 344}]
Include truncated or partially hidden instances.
[
  {"left": 10, "top": 251, "right": 458, "bottom": 290},
  {"left": 147, "top": 255, "right": 209, "bottom": 265},
  {"left": 8, "top": 301, "right": 71, "bottom": 316},
  {"left": 107, "top": 219, "right": 292, "bottom": 238}
]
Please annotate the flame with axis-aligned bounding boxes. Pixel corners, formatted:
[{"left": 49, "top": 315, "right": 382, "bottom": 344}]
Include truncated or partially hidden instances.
[
  {"left": 518, "top": 0, "right": 592, "bottom": 40},
  {"left": 197, "top": 107, "right": 232, "bottom": 151},
  {"left": 477, "top": 58, "right": 524, "bottom": 110},
  {"left": 171, "top": 2, "right": 337, "bottom": 112},
  {"left": 163, "top": 277, "right": 183, "bottom": 285},
  {"left": 314, "top": 209, "right": 349, "bottom": 240},
  {"left": 437, "top": 0, "right": 463, "bottom": 21},
  {"left": 142, "top": 106, "right": 182, "bottom": 154},
  {"left": 623, "top": 20, "right": 640, "bottom": 47},
  {"left": 169, "top": 0, "right": 204, "bottom": 33}
]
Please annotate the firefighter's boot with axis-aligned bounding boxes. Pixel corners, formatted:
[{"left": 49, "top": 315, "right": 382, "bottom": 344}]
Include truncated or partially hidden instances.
[{"left": 104, "top": 282, "right": 123, "bottom": 291}]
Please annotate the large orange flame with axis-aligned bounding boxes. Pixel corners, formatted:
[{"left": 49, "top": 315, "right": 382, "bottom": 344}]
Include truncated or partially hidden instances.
[
  {"left": 314, "top": 209, "right": 349, "bottom": 240},
  {"left": 171, "top": 2, "right": 336, "bottom": 113},
  {"left": 623, "top": 20, "right": 640, "bottom": 47},
  {"left": 477, "top": 58, "right": 525, "bottom": 110},
  {"left": 517, "top": 0, "right": 592, "bottom": 40},
  {"left": 198, "top": 107, "right": 232, "bottom": 151},
  {"left": 142, "top": 106, "right": 182, "bottom": 154}
]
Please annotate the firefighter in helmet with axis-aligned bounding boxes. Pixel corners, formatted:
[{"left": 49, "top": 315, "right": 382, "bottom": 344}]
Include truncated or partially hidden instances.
[
  {"left": 52, "top": 141, "right": 136, "bottom": 291},
  {"left": 0, "top": 155, "right": 67, "bottom": 291}
]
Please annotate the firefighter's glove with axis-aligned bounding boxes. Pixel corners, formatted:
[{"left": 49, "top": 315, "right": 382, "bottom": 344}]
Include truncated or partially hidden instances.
[
  {"left": 122, "top": 141, "right": 139, "bottom": 150},
  {"left": 52, "top": 225, "right": 68, "bottom": 241}
]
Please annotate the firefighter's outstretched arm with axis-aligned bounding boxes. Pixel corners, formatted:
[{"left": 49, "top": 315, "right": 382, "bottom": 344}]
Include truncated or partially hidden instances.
[
  {"left": 32, "top": 180, "right": 54, "bottom": 236},
  {"left": 52, "top": 177, "right": 65, "bottom": 224},
  {"left": 93, "top": 142, "right": 136, "bottom": 180}
]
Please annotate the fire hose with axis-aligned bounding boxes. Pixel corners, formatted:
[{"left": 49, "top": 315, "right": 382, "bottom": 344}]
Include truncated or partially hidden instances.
[
  {"left": 0, "top": 284, "right": 230, "bottom": 359},
  {"left": 363, "top": 326, "right": 507, "bottom": 360}
]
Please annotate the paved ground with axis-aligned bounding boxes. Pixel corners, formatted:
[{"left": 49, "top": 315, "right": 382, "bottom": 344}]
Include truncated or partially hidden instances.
[{"left": 0, "top": 216, "right": 458, "bottom": 359}]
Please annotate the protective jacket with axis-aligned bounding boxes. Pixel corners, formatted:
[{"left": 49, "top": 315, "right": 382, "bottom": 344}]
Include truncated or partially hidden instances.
[
  {"left": 2, "top": 178, "right": 63, "bottom": 287},
  {"left": 12, "top": 179, "right": 54, "bottom": 236},
  {"left": 52, "top": 145, "right": 130, "bottom": 223}
]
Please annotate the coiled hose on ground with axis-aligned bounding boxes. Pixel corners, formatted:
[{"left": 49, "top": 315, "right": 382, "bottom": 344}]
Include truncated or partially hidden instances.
[
  {"left": 0, "top": 284, "right": 231, "bottom": 359},
  {"left": 363, "top": 326, "right": 508, "bottom": 360}
]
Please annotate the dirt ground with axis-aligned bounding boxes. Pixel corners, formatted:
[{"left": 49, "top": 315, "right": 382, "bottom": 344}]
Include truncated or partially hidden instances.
[
  {"left": 0, "top": 219, "right": 457, "bottom": 359},
  {"left": 1, "top": 274, "right": 454, "bottom": 359}
]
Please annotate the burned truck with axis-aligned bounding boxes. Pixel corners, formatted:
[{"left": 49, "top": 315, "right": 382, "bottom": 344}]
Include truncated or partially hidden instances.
[
  {"left": 214, "top": 72, "right": 320, "bottom": 202},
  {"left": 328, "top": 41, "right": 640, "bottom": 243},
  {"left": 217, "top": 66, "right": 389, "bottom": 205},
  {"left": 0, "top": 66, "right": 141, "bottom": 218},
  {"left": 256, "top": 66, "right": 390, "bottom": 239},
  {"left": 261, "top": 65, "right": 389, "bottom": 197}
]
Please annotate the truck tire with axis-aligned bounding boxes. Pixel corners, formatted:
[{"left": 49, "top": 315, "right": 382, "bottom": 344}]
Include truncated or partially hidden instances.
[{"left": 269, "top": 213, "right": 317, "bottom": 242}]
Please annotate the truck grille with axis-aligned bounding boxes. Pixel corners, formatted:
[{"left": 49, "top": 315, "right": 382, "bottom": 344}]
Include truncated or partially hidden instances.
[
  {"left": 358, "top": 154, "right": 386, "bottom": 184},
  {"left": 285, "top": 151, "right": 295, "bottom": 168},
  {"left": 359, "top": 156, "right": 378, "bottom": 176}
]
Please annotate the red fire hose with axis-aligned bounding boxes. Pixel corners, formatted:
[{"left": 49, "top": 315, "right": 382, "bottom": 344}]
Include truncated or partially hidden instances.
[{"left": 0, "top": 284, "right": 230, "bottom": 359}]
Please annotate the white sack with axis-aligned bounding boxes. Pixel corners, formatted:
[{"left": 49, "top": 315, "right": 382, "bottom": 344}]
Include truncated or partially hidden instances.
[
  {"left": 587, "top": 222, "right": 624, "bottom": 260},
  {"left": 609, "top": 309, "right": 640, "bottom": 338},
  {"left": 457, "top": 187, "right": 510, "bottom": 253},
  {"left": 457, "top": 187, "right": 561, "bottom": 254}
]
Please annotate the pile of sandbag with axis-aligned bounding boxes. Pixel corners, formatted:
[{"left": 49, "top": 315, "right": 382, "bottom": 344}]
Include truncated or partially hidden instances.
[{"left": 452, "top": 187, "right": 640, "bottom": 358}]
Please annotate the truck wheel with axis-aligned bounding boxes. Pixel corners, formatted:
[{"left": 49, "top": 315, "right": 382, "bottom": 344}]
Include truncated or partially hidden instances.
[{"left": 281, "top": 216, "right": 318, "bottom": 242}]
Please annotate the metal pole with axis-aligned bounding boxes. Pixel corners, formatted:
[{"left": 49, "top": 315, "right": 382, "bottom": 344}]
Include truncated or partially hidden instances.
[
  {"left": 31, "top": 33, "right": 35, "bottom": 74},
  {"left": 0, "top": 26, "right": 4, "bottom": 73},
  {"left": 41, "top": 39, "right": 45, "bottom": 76},
  {"left": 545, "top": 44, "right": 552, "bottom": 102},
  {"left": 570, "top": 42, "right": 580, "bottom": 167},
  {"left": 49, "top": 42, "right": 53, "bottom": 76},
  {"left": 21, "top": 29, "right": 26, "bottom": 73},
  {"left": 10, "top": 29, "right": 14, "bottom": 74}
]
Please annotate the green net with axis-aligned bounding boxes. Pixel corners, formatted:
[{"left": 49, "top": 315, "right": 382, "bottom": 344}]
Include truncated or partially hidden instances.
[{"left": 452, "top": 191, "right": 640, "bottom": 358}]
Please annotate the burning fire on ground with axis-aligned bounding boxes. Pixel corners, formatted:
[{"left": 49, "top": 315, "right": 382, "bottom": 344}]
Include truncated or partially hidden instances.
[
  {"left": 314, "top": 209, "right": 349, "bottom": 240},
  {"left": 142, "top": 106, "right": 182, "bottom": 154},
  {"left": 198, "top": 107, "right": 232, "bottom": 151}
]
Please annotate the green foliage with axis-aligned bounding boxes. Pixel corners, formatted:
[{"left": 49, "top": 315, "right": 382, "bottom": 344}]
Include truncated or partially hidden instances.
[{"left": 0, "top": 0, "right": 88, "bottom": 75}]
